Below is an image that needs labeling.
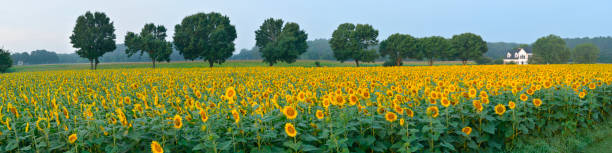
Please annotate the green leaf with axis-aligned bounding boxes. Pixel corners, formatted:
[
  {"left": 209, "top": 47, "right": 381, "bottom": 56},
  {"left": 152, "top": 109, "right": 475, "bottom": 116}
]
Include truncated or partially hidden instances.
[
  {"left": 483, "top": 123, "right": 496, "bottom": 134},
  {"left": 301, "top": 144, "right": 320, "bottom": 152},
  {"left": 192, "top": 143, "right": 206, "bottom": 151}
]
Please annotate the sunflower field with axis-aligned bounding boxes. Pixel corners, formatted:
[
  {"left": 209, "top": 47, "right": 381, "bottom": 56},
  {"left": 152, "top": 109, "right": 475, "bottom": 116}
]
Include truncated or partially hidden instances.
[{"left": 0, "top": 65, "right": 611, "bottom": 153}]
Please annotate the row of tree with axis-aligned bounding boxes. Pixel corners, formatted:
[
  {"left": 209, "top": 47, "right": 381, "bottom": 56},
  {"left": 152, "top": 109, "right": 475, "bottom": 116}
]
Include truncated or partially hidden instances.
[
  {"left": 8, "top": 11, "right": 600, "bottom": 70},
  {"left": 69, "top": 11, "right": 237, "bottom": 69},
  {"left": 67, "top": 11, "right": 491, "bottom": 68},
  {"left": 329, "top": 23, "right": 488, "bottom": 66}
]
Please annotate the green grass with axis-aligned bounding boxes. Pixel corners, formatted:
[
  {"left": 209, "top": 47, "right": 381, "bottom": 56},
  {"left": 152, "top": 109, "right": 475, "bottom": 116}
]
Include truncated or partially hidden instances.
[
  {"left": 6, "top": 60, "right": 472, "bottom": 73},
  {"left": 509, "top": 116, "right": 612, "bottom": 153}
]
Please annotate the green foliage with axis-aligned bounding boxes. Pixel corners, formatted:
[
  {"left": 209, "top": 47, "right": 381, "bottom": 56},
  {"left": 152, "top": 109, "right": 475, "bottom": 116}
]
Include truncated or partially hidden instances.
[
  {"left": 330, "top": 23, "right": 379, "bottom": 66},
  {"left": 0, "top": 48, "right": 12, "bottom": 73},
  {"left": 10, "top": 50, "right": 60, "bottom": 65},
  {"left": 474, "top": 56, "right": 493, "bottom": 65},
  {"left": 572, "top": 43, "right": 600, "bottom": 64},
  {"left": 416, "top": 36, "right": 450, "bottom": 66},
  {"left": 379, "top": 33, "right": 418, "bottom": 66},
  {"left": 493, "top": 58, "right": 504, "bottom": 64},
  {"left": 69, "top": 11, "right": 117, "bottom": 70},
  {"left": 450, "top": 33, "right": 488, "bottom": 65},
  {"left": 255, "top": 18, "right": 309, "bottom": 66},
  {"left": 173, "top": 12, "right": 237, "bottom": 67},
  {"left": 531, "top": 34, "right": 571, "bottom": 64},
  {"left": 124, "top": 23, "right": 173, "bottom": 68}
]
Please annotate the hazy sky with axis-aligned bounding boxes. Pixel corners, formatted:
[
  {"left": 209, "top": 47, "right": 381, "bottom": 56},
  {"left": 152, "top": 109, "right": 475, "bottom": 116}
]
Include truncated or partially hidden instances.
[{"left": 1, "top": 0, "right": 611, "bottom": 54}]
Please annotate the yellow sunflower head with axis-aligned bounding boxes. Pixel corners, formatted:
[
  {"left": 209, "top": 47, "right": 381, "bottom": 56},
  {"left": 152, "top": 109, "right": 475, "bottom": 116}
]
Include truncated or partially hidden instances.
[
  {"left": 494, "top": 104, "right": 506, "bottom": 116},
  {"left": 385, "top": 112, "right": 398, "bottom": 122},
  {"left": 285, "top": 123, "right": 297, "bottom": 137},
  {"left": 426, "top": 106, "right": 439, "bottom": 118},
  {"left": 173, "top": 114, "right": 182, "bottom": 129},
  {"left": 68, "top": 133, "right": 77, "bottom": 144},
  {"left": 315, "top": 110, "right": 324, "bottom": 120},
  {"left": 283, "top": 106, "right": 298, "bottom": 120},
  {"left": 508, "top": 101, "right": 516, "bottom": 110},
  {"left": 520, "top": 94, "right": 528, "bottom": 101},
  {"left": 533, "top": 98, "right": 542, "bottom": 107},
  {"left": 462, "top": 126, "right": 472, "bottom": 136},
  {"left": 151, "top": 141, "right": 163, "bottom": 153}
]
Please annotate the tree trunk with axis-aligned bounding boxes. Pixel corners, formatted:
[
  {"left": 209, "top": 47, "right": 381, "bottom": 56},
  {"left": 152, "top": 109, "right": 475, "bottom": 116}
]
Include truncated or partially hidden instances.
[
  {"left": 396, "top": 57, "right": 402, "bottom": 66},
  {"left": 429, "top": 59, "right": 433, "bottom": 66},
  {"left": 89, "top": 60, "right": 94, "bottom": 70},
  {"left": 355, "top": 59, "right": 360, "bottom": 67},
  {"left": 152, "top": 59, "right": 156, "bottom": 68},
  {"left": 208, "top": 60, "right": 214, "bottom": 68}
]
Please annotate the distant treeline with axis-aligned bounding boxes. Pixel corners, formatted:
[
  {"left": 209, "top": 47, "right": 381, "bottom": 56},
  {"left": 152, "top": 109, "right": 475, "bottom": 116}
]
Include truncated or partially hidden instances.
[
  {"left": 486, "top": 36, "right": 612, "bottom": 63},
  {"left": 10, "top": 37, "right": 612, "bottom": 65}
]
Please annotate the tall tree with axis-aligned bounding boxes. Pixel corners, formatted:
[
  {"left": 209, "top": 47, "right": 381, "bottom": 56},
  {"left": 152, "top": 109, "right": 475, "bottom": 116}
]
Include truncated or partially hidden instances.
[
  {"left": 379, "top": 33, "right": 418, "bottom": 66},
  {"left": 0, "top": 48, "right": 12, "bottom": 73},
  {"left": 572, "top": 43, "right": 600, "bottom": 64},
  {"left": 416, "top": 36, "right": 450, "bottom": 66},
  {"left": 125, "top": 23, "right": 173, "bottom": 68},
  {"left": 255, "top": 18, "right": 308, "bottom": 66},
  {"left": 531, "top": 34, "right": 570, "bottom": 64},
  {"left": 449, "top": 33, "right": 488, "bottom": 65},
  {"left": 330, "top": 23, "right": 379, "bottom": 67},
  {"left": 173, "top": 12, "right": 237, "bottom": 67},
  {"left": 69, "top": 11, "right": 116, "bottom": 70}
]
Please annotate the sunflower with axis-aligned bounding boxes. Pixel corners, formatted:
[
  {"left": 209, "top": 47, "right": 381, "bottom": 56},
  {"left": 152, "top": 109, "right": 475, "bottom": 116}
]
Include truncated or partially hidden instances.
[
  {"left": 519, "top": 94, "right": 528, "bottom": 101},
  {"left": 231, "top": 109, "right": 240, "bottom": 123},
  {"left": 322, "top": 99, "right": 331, "bottom": 108},
  {"left": 482, "top": 97, "right": 490, "bottom": 104},
  {"left": 494, "top": 104, "right": 506, "bottom": 116},
  {"left": 173, "top": 114, "right": 182, "bottom": 129},
  {"left": 285, "top": 123, "right": 297, "bottom": 137},
  {"left": 533, "top": 98, "right": 542, "bottom": 107},
  {"left": 68, "top": 133, "right": 77, "bottom": 144},
  {"left": 334, "top": 95, "right": 345, "bottom": 106},
  {"left": 589, "top": 83, "right": 596, "bottom": 90},
  {"left": 508, "top": 101, "right": 516, "bottom": 110},
  {"left": 349, "top": 94, "right": 358, "bottom": 106},
  {"left": 362, "top": 91, "right": 370, "bottom": 99},
  {"left": 441, "top": 98, "right": 450, "bottom": 107},
  {"left": 426, "top": 106, "right": 439, "bottom": 118},
  {"left": 406, "top": 108, "right": 414, "bottom": 118},
  {"left": 225, "top": 87, "right": 236, "bottom": 100},
  {"left": 479, "top": 91, "right": 488, "bottom": 99},
  {"left": 526, "top": 89, "right": 534, "bottom": 95},
  {"left": 468, "top": 88, "right": 477, "bottom": 98},
  {"left": 462, "top": 126, "right": 472, "bottom": 136},
  {"left": 199, "top": 110, "right": 208, "bottom": 122},
  {"left": 473, "top": 100, "right": 483, "bottom": 112},
  {"left": 151, "top": 141, "right": 163, "bottom": 153},
  {"left": 579, "top": 91, "right": 586, "bottom": 99},
  {"left": 385, "top": 112, "right": 398, "bottom": 122},
  {"left": 316, "top": 110, "right": 324, "bottom": 120},
  {"left": 297, "top": 92, "right": 306, "bottom": 101},
  {"left": 283, "top": 106, "right": 298, "bottom": 120},
  {"left": 399, "top": 119, "right": 405, "bottom": 126}
]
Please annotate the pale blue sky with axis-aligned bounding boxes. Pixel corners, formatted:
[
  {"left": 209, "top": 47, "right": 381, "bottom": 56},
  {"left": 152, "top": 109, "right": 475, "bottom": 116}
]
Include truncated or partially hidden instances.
[{"left": 1, "top": 0, "right": 611, "bottom": 54}]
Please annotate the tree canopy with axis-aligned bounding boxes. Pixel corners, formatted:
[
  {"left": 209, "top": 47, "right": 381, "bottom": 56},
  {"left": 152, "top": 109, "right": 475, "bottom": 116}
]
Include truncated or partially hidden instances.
[
  {"left": 379, "top": 33, "right": 418, "bottom": 66},
  {"left": 531, "top": 34, "right": 570, "bottom": 64},
  {"left": 173, "top": 12, "right": 237, "bottom": 67},
  {"left": 450, "top": 33, "right": 488, "bottom": 65},
  {"left": 69, "top": 11, "right": 116, "bottom": 70},
  {"left": 0, "top": 48, "right": 12, "bottom": 73},
  {"left": 330, "top": 23, "right": 379, "bottom": 67},
  {"left": 255, "top": 18, "right": 308, "bottom": 66},
  {"left": 416, "top": 36, "right": 450, "bottom": 66},
  {"left": 572, "top": 43, "right": 600, "bottom": 64},
  {"left": 125, "top": 23, "right": 173, "bottom": 68}
]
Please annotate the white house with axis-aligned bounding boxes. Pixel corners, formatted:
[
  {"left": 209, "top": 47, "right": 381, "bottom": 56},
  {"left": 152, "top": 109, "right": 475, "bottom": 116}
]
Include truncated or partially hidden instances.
[{"left": 503, "top": 48, "right": 532, "bottom": 65}]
